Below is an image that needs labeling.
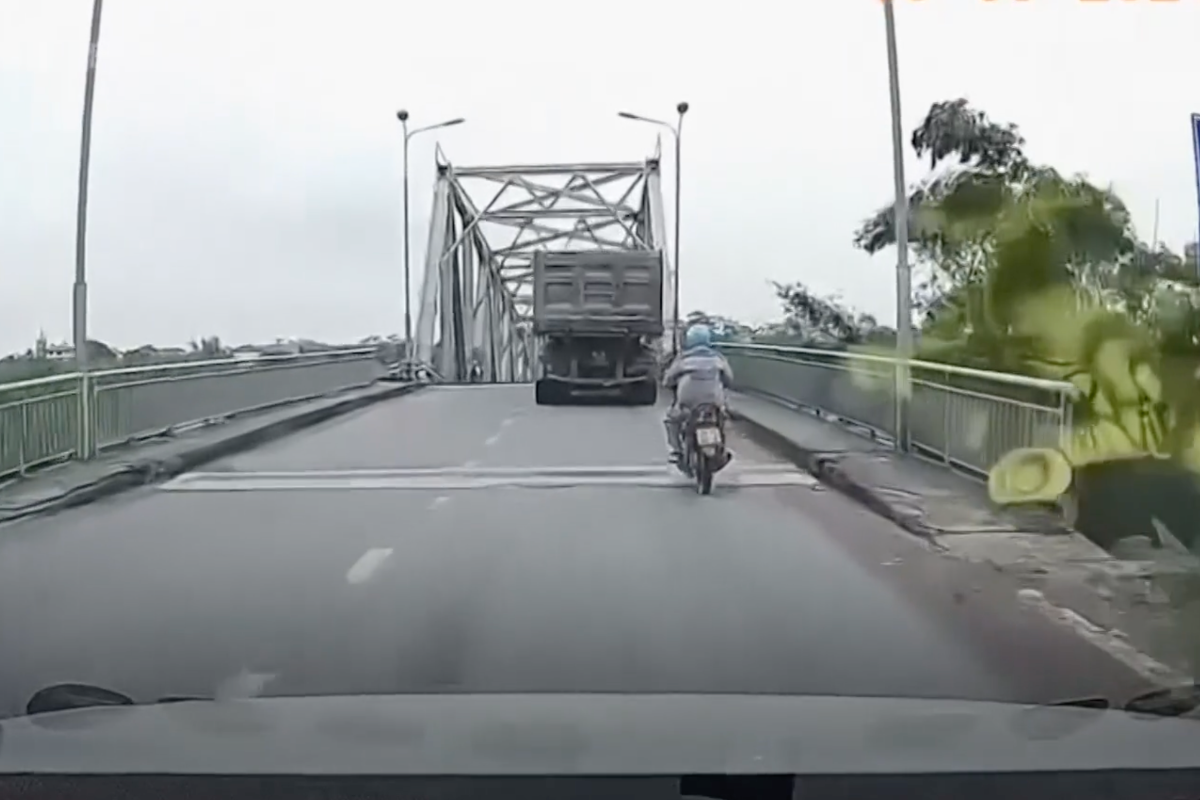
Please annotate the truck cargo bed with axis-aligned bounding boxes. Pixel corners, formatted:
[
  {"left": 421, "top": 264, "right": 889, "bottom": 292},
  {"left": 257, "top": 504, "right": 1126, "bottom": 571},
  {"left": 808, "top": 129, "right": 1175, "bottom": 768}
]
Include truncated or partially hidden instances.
[{"left": 532, "top": 251, "right": 664, "bottom": 336}]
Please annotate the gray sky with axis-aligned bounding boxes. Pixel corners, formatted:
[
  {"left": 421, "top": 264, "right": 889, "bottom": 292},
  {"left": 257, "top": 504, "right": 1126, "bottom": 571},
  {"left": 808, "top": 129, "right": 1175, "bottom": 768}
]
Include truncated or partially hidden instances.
[{"left": 2, "top": 0, "right": 1197, "bottom": 355}]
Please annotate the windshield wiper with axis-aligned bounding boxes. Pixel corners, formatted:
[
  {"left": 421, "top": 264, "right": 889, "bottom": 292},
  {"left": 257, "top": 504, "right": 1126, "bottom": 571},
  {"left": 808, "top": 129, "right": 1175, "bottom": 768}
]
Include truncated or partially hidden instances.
[
  {"left": 1050, "top": 683, "right": 1200, "bottom": 718},
  {"left": 24, "top": 683, "right": 209, "bottom": 716},
  {"left": 23, "top": 671, "right": 276, "bottom": 717}
]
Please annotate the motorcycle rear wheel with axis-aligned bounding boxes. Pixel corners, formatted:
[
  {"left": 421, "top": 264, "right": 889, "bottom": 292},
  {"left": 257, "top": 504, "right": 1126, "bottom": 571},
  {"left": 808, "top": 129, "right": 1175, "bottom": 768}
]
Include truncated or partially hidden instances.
[{"left": 694, "top": 452, "right": 713, "bottom": 495}]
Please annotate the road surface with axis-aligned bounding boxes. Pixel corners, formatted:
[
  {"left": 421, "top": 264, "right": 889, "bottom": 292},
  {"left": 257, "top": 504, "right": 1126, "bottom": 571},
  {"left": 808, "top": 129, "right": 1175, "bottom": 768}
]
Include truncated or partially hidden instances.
[{"left": 0, "top": 385, "right": 1152, "bottom": 718}]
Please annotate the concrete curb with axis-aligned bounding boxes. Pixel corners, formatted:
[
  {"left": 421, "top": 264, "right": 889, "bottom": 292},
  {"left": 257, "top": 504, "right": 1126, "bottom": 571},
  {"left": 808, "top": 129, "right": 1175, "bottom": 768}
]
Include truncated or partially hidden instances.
[
  {"left": 730, "top": 403, "right": 1076, "bottom": 542},
  {"left": 0, "top": 382, "right": 423, "bottom": 526},
  {"left": 725, "top": 405, "right": 940, "bottom": 540}
]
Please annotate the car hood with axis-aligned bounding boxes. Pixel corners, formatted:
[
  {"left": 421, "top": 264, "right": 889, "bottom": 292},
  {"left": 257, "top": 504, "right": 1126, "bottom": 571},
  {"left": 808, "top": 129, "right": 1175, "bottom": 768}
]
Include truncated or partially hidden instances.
[{"left": 1, "top": 692, "right": 1198, "bottom": 775}]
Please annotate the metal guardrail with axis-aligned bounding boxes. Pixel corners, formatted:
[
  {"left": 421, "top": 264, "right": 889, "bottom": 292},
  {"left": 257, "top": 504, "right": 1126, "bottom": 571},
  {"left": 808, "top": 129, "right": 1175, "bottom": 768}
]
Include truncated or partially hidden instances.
[
  {"left": 0, "top": 349, "right": 383, "bottom": 480},
  {"left": 1, "top": 340, "right": 1075, "bottom": 484},
  {"left": 718, "top": 342, "right": 1077, "bottom": 479}
]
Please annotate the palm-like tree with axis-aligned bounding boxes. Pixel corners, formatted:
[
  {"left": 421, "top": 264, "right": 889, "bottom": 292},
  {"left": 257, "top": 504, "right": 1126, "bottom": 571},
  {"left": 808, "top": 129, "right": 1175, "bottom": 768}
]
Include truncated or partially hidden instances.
[{"left": 854, "top": 98, "right": 1136, "bottom": 372}]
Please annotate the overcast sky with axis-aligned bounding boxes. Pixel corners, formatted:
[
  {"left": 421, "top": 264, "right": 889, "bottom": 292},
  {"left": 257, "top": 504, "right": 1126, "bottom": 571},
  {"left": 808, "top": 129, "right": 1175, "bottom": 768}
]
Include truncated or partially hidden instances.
[{"left": 1, "top": 0, "right": 1197, "bottom": 354}]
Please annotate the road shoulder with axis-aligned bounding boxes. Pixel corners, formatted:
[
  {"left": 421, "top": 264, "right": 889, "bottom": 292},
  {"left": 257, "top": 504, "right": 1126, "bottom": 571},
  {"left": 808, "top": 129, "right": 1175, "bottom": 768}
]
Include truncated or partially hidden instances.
[{"left": 729, "top": 389, "right": 1198, "bottom": 685}]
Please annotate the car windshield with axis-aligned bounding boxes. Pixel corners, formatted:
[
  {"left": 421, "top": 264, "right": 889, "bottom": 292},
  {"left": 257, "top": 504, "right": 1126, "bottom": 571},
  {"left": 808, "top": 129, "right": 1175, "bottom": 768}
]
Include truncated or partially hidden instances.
[{"left": 3, "top": 0, "right": 1200, "bottom": 793}]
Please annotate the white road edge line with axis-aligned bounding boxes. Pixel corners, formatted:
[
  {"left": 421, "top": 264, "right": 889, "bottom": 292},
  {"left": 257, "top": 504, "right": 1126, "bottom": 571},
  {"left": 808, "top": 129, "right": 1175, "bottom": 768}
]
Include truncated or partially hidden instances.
[
  {"left": 346, "top": 548, "right": 394, "bottom": 585},
  {"left": 1017, "top": 587, "right": 1187, "bottom": 687}
]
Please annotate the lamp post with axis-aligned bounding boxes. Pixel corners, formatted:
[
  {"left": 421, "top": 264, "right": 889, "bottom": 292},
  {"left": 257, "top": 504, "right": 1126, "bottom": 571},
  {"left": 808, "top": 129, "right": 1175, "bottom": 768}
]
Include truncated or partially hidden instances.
[
  {"left": 74, "top": 0, "right": 105, "bottom": 460},
  {"left": 396, "top": 111, "right": 465, "bottom": 365},
  {"left": 618, "top": 102, "right": 689, "bottom": 355},
  {"left": 883, "top": 0, "right": 913, "bottom": 453}
]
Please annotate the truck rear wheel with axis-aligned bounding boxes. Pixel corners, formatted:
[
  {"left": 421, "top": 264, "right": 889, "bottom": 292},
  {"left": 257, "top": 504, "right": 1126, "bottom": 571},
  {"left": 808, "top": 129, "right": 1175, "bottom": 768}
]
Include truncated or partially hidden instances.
[{"left": 535, "top": 379, "right": 557, "bottom": 406}]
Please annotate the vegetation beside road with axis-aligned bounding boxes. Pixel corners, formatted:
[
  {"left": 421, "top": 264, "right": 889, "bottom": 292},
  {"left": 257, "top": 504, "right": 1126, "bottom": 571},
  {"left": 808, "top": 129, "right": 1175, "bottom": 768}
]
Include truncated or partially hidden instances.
[
  {"left": 709, "top": 98, "right": 1198, "bottom": 374},
  {"left": 701, "top": 98, "right": 1200, "bottom": 558}
]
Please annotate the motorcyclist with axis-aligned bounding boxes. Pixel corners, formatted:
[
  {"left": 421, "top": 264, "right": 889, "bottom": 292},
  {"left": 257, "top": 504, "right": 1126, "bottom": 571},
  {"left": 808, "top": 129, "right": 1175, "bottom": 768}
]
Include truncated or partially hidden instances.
[{"left": 662, "top": 323, "right": 733, "bottom": 467}]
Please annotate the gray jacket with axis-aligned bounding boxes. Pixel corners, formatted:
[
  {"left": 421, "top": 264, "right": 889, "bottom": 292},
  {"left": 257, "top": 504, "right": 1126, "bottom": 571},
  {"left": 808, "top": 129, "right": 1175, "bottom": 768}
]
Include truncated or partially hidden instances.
[{"left": 663, "top": 346, "right": 733, "bottom": 407}]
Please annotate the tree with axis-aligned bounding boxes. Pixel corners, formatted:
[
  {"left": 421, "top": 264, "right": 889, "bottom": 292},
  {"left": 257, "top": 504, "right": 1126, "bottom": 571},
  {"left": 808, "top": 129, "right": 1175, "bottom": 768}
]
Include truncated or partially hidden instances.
[
  {"left": 82, "top": 340, "right": 118, "bottom": 364},
  {"left": 1103, "top": 242, "right": 1200, "bottom": 356},
  {"left": 684, "top": 310, "right": 754, "bottom": 342},
  {"left": 846, "top": 99, "right": 1200, "bottom": 554},
  {"left": 854, "top": 112, "right": 989, "bottom": 336},
  {"left": 854, "top": 99, "right": 1031, "bottom": 323},
  {"left": 764, "top": 282, "right": 893, "bottom": 346},
  {"left": 851, "top": 98, "right": 1147, "bottom": 372}
]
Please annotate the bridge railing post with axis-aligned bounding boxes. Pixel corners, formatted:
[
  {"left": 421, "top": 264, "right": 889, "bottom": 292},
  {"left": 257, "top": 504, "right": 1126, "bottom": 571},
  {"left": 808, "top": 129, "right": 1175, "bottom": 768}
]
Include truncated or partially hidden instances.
[{"left": 77, "top": 370, "right": 95, "bottom": 461}]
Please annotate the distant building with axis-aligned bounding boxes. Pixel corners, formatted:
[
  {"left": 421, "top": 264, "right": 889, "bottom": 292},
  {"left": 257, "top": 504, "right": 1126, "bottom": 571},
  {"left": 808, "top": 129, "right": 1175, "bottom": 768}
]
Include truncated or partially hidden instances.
[
  {"left": 34, "top": 330, "right": 76, "bottom": 361},
  {"left": 41, "top": 340, "right": 75, "bottom": 361}
]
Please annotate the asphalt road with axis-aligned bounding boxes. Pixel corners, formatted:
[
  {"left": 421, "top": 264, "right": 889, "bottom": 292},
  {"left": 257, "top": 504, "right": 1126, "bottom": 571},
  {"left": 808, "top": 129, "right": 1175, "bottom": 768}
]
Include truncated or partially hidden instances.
[{"left": 0, "top": 385, "right": 1154, "bottom": 719}]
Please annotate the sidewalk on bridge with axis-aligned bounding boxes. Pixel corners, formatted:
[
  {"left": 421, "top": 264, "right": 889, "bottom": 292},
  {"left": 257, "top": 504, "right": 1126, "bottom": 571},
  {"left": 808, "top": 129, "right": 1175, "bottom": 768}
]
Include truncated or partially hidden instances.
[
  {"left": 729, "top": 390, "right": 1200, "bottom": 682},
  {"left": 0, "top": 381, "right": 421, "bottom": 527}
]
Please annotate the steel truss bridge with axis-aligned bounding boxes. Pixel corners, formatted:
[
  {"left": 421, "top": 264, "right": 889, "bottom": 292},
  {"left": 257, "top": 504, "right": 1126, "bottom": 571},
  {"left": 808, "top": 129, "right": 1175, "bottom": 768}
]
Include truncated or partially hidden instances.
[{"left": 411, "top": 143, "right": 675, "bottom": 384}]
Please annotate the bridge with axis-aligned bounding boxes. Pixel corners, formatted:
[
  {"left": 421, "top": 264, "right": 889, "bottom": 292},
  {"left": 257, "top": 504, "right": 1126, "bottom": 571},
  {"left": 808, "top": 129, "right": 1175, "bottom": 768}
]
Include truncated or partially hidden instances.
[{"left": 0, "top": 148, "right": 1167, "bottom": 720}]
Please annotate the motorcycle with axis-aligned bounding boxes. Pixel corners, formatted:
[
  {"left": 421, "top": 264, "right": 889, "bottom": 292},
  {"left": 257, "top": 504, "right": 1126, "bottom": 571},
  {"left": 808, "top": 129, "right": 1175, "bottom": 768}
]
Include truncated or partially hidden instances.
[{"left": 682, "top": 403, "right": 728, "bottom": 495}]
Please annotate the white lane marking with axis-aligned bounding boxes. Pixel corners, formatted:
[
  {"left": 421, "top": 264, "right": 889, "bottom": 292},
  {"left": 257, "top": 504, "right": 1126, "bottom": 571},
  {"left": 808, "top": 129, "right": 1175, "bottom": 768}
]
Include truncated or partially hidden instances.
[
  {"left": 430, "top": 495, "right": 450, "bottom": 509},
  {"left": 170, "top": 464, "right": 804, "bottom": 480},
  {"left": 1016, "top": 588, "right": 1186, "bottom": 687},
  {"left": 482, "top": 417, "right": 516, "bottom": 448},
  {"left": 346, "top": 548, "right": 394, "bottom": 585},
  {"left": 162, "top": 468, "right": 815, "bottom": 491}
]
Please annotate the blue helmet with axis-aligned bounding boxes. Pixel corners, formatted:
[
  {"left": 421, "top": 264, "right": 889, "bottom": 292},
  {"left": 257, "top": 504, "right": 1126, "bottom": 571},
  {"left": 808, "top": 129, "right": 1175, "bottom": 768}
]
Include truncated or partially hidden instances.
[{"left": 684, "top": 323, "right": 713, "bottom": 350}]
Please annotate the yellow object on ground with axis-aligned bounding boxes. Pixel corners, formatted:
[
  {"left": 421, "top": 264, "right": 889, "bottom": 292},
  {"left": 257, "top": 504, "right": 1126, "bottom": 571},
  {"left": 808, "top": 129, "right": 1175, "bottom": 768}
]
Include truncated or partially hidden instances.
[{"left": 987, "top": 447, "right": 1073, "bottom": 506}]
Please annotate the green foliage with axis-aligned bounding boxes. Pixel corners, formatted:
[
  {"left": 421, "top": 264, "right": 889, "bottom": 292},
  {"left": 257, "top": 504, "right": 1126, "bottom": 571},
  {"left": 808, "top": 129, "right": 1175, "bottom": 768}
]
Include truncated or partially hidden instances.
[
  {"left": 743, "top": 284, "right": 895, "bottom": 348},
  {"left": 684, "top": 311, "right": 755, "bottom": 343},
  {"left": 850, "top": 97, "right": 1199, "bottom": 374}
]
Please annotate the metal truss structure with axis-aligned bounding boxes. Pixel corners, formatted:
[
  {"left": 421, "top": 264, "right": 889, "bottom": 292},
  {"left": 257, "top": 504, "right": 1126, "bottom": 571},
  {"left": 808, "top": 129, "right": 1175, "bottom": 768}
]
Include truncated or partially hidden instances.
[{"left": 413, "top": 143, "right": 673, "bottom": 383}]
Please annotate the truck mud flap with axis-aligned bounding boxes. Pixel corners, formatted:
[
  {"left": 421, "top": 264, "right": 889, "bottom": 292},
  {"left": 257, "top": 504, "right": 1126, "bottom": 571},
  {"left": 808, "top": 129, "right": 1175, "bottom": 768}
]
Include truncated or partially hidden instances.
[
  {"left": 535, "top": 379, "right": 568, "bottom": 406},
  {"left": 536, "top": 380, "right": 657, "bottom": 407}
]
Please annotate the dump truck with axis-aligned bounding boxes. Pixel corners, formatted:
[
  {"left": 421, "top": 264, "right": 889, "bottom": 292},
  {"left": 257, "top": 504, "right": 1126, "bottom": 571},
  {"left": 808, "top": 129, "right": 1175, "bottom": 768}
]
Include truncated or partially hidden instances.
[{"left": 532, "top": 250, "right": 665, "bottom": 406}]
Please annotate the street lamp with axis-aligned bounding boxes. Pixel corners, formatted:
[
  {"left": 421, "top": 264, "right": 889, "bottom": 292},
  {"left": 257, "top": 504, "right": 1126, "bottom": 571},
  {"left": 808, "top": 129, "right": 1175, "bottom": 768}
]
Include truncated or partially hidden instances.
[
  {"left": 396, "top": 110, "right": 465, "bottom": 364},
  {"left": 618, "top": 102, "right": 689, "bottom": 355},
  {"left": 883, "top": 0, "right": 913, "bottom": 453},
  {"left": 75, "top": 0, "right": 104, "bottom": 459}
]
